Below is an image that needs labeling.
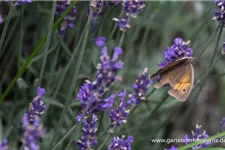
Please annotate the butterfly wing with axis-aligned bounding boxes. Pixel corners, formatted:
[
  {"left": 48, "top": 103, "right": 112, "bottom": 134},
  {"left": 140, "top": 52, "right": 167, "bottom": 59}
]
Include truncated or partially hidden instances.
[
  {"left": 154, "top": 63, "right": 194, "bottom": 101},
  {"left": 150, "top": 57, "right": 191, "bottom": 78}
]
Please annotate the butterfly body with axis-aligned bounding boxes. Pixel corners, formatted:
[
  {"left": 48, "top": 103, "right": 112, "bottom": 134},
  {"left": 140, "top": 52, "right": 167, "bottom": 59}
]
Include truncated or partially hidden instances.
[{"left": 150, "top": 57, "right": 194, "bottom": 101}]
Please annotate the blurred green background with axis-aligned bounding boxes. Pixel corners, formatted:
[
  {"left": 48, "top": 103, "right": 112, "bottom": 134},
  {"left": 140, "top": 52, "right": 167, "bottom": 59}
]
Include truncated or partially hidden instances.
[{"left": 0, "top": 1, "right": 225, "bottom": 149}]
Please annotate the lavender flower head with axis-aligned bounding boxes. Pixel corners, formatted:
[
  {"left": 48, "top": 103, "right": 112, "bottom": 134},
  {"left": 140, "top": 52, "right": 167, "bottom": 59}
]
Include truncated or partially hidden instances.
[
  {"left": 21, "top": 87, "right": 46, "bottom": 150},
  {"left": 123, "top": 0, "right": 145, "bottom": 18},
  {"left": 76, "top": 82, "right": 114, "bottom": 122},
  {"left": 184, "top": 124, "right": 211, "bottom": 149},
  {"left": 56, "top": 0, "right": 76, "bottom": 36},
  {"left": 109, "top": 90, "right": 133, "bottom": 126},
  {"left": 28, "top": 87, "right": 46, "bottom": 121},
  {"left": 108, "top": 135, "right": 134, "bottom": 150},
  {"left": 0, "top": 6, "right": 3, "bottom": 24},
  {"left": 219, "top": 117, "right": 225, "bottom": 132},
  {"left": 159, "top": 38, "right": 193, "bottom": 68},
  {"left": 93, "top": 46, "right": 123, "bottom": 89},
  {"left": 4, "top": 0, "right": 31, "bottom": 5},
  {"left": 222, "top": 41, "right": 225, "bottom": 55},
  {"left": 77, "top": 114, "right": 98, "bottom": 150},
  {"left": 113, "top": 16, "right": 131, "bottom": 32},
  {"left": 94, "top": 36, "right": 106, "bottom": 47},
  {"left": 76, "top": 38, "right": 123, "bottom": 122},
  {"left": 22, "top": 114, "right": 44, "bottom": 150},
  {"left": 129, "top": 68, "right": 153, "bottom": 104},
  {"left": 166, "top": 145, "right": 178, "bottom": 150},
  {"left": 113, "top": 0, "right": 145, "bottom": 32},
  {"left": 89, "top": 0, "right": 104, "bottom": 21},
  {"left": 213, "top": 0, "right": 225, "bottom": 23},
  {"left": 0, "top": 139, "right": 9, "bottom": 150}
]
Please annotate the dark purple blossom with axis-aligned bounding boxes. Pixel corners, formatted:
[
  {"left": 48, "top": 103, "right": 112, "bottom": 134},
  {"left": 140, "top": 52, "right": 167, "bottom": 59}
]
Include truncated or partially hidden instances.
[
  {"left": 0, "top": 6, "right": 3, "bottom": 24},
  {"left": 92, "top": 46, "right": 123, "bottom": 89},
  {"left": 219, "top": 117, "right": 225, "bottom": 132},
  {"left": 22, "top": 114, "right": 44, "bottom": 150},
  {"left": 28, "top": 87, "right": 46, "bottom": 121},
  {"left": 89, "top": 0, "right": 104, "bottom": 20},
  {"left": 184, "top": 124, "right": 211, "bottom": 149},
  {"left": 109, "top": 90, "right": 133, "bottom": 126},
  {"left": 123, "top": 0, "right": 145, "bottom": 18},
  {"left": 76, "top": 39, "right": 123, "bottom": 122},
  {"left": 56, "top": 0, "right": 76, "bottom": 35},
  {"left": 113, "top": 0, "right": 145, "bottom": 31},
  {"left": 222, "top": 41, "right": 225, "bottom": 55},
  {"left": 77, "top": 114, "right": 98, "bottom": 150},
  {"left": 113, "top": 16, "right": 131, "bottom": 32},
  {"left": 76, "top": 82, "right": 114, "bottom": 122},
  {"left": 21, "top": 87, "right": 46, "bottom": 150},
  {"left": 213, "top": 0, "right": 225, "bottom": 22},
  {"left": 94, "top": 36, "right": 106, "bottom": 47},
  {"left": 108, "top": 135, "right": 134, "bottom": 150},
  {"left": 130, "top": 68, "right": 153, "bottom": 104},
  {"left": 159, "top": 38, "right": 193, "bottom": 68},
  {"left": 0, "top": 139, "right": 8, "bottom": 150},
  {"left": 4, "top": 0, "right": 31, "bottom": 5},
  {"left": 167, "top": 145, "right": 178, "bottom": 150}
]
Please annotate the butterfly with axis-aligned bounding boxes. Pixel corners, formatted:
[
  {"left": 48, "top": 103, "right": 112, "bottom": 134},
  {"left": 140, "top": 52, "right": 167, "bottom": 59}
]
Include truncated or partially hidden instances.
[{"left": 149, "top": 57, "right": 194, "bottom": 101}]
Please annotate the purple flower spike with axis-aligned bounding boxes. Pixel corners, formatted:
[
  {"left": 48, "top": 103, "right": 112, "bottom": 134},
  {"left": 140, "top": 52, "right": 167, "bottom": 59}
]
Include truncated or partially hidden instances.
[
  {"left": 222, "top": 41, "right": 225, "bottom": 55},
  {"left": 0, "top": 6, "right": 3, "bottom": 24},
  {"left": 21, "top": 87, "right": 46, "bottom": 150},
  {"left": 0, "top": 139, "right": 9, "bottom": 150},
  {"left": 0, "top": 15, "right": 3, "bottom": 24},
  {"left": 213, "top": 0, "right": 225, "bottom": 22},
  {"left": 22, "top": 114, "right": 44, "bottom": 150},
  {"left": 184, "top": 124, "right": 211, "bottom": 149},
  {"left": 123, "top": 0, "right": 145, "bottom": 18},
  {"left": 94, "top": 36, "right": 106, "bottom": 47},
  {"left": 89, "top": 0, "right": 104, "bottom": 20},
  {"left": 220, "top": 117, "right": 225, "bottom": 132},
  {"left": 93, "top": 46, "right": 123, "bottom": 89},
  {"left": 4, "top": 0, "right": 31, "bottom": 5},
  {"left": 159, "top": 38, "right": 193, "bottom": 68},
  {"left": 113, "top": 16, "right": 131, "bottom": 32},
  {"left": 166, "top": 145, "right": 178, "bottom": 150},
  {"left": 28, "top": 87, "right": 46, "bottom": 120},
  {"left": 56, "top": 1, "right": 76, "bottom": 36},
  {"left": 77, "top": 114, "right": 98, "bottom": 150},
  {"left": 109, "top": 90, "right": 133, "bottom": 126},
  {"left": 76, "top": 82, "right": 114, "bottom": 122},
  {"left": 129, "top": 68, "right": 152, "bottom": 104},
  {"left": 37, "top": 87, "right": 46, "bottom": 97},
  {"left": 108, "top": 135, "right": 134, "bottom": 150}
]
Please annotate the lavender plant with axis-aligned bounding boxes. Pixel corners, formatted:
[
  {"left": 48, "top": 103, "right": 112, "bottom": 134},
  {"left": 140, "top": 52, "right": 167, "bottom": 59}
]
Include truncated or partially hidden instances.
[
  {"left": 0, "top": 1, "right": 225, "bottom": 150},
  {"left": 56, "top": 0, "right": 76, "bottom": 35},
  {"left": 21, "top": 87, "right": 46, "bottom": 150},
  {"left": 0, "top": 139, "right": 8, "bottom": 150}
]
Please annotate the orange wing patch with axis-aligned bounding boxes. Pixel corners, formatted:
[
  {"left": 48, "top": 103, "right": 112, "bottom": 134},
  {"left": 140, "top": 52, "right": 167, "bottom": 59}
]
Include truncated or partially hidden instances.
[{"left": 173, "top": 75, "right": 191, "bottom": 92}]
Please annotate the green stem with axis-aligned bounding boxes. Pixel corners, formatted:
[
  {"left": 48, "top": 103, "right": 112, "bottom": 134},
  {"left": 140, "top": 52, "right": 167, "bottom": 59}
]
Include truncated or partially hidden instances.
[
  {"left": 52, "top": 25, "right": 86, "bottom": 99},
  {"left": 51, "top": 9, "right": 93, "bottom": 148},
  {"left": 0, "top": 6, "right": 15, "bottom": 57},
  {"left": 178, "top": 131, "right": 225, "bottom": 150},
  {"left": 52, "top": 123, "right": 79, "bottom": 150},
  {"left": 18, "top": 5, "right": 24, "bottom": 69},
  {"left": 209, "top": 23, "right": 224, "bottom": 67},
  {"left": 38, "top": 1, "right": 56, "bottom": 86},
  {"left": 195, "top": 25, "right": 220, "bottom": 58},
  {"left": 0, "top": 1, "right": 78, "bottom": 104},
  {"left": 143, "top": 94, "right": 169, "bottom": 125}
]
